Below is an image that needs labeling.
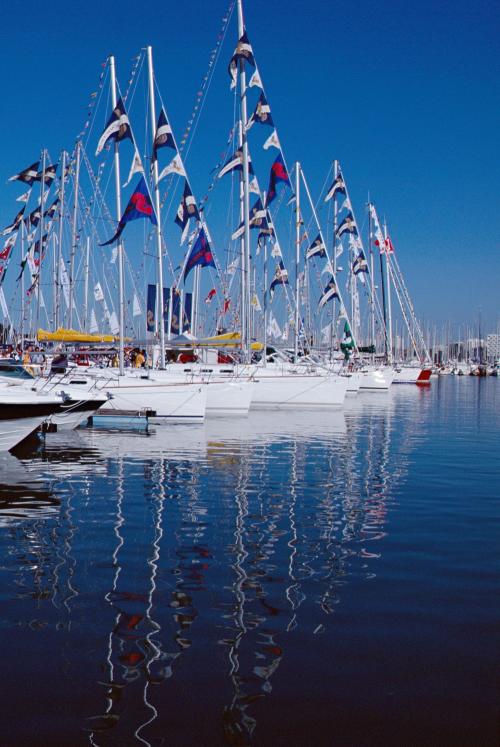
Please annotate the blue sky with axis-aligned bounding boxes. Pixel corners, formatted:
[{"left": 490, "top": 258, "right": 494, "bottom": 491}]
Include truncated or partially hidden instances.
[{"left": 0, "top": 0, "right": 498, "bottom": 332}]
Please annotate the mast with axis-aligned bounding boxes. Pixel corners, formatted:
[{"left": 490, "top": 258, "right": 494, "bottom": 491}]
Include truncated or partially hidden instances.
[
  {"left": 383, "top": 218, "right": 393, "bottom": 363},
  {"left": 55, "top": 149, "right": 67, "bottom": 330},
  {"left": 263, "top": 191, "right": 268, "bottom": 366},
  {"left": 331, "top": 159, "right": 338, "bottom": 360},
  {"left": 368, "top": 200, "right": 376, "bottom": 361},
  {"left": 69, "top": 140, "right": 80, "bottom": 329},
  {"left": 109, "top": 55, "right": 125, "bottom": 374},
  {"left": 147, "top": 46, "right": 166, "bottom": 368},
  {"left": 294, "top": 162, "right": 300, "bottom": 362},
  {"left": 237, "top": 0, "right": 252, "bottom": 362},
  {"left": 83, "top": 236, "right": 90, "bottom": 331},
  {"left": 36, "top": 149, "right": 46, "bottom": 333}
]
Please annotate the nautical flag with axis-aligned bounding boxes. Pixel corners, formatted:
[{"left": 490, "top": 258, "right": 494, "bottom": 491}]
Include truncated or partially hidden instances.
[
  {"left": 266, "top": 153, "right": 291, "bottom": 206},
  {"left": 205, "top": 288, "right": 217, "bottom": 304},
  {"left": 152, "top": 108, "right": 175, "bottom": 164},
  {"left": 8, "top": 161, "right": 40, "bottom": 185},
  {"left": 247, "top": 92, "right": 274, "bottom": 129},
  {"left": 28, "top": 206, "right": 42, "bottom": 227},
  {"left": 248, "top": 68, "right": 263, "bottom": 89},
  {"left": 306, "top": 234, "right": 326, "bottom": 260},
  {"left": 95, "top": 97, "right": 132, "bottom": 155},
  {"left": 257, "top": 215, "right": 275, "bottom": 246},
  {"left": 338, "top": 196, "right": 352, "bottom": 213},
  {"left": 227, "top": 257, "right": 239, "bottom": 275},
  {"left": 0, "top": 235, "right": 16, "bottom": 261},
  {"left": 123, "top": 149, "right": 144, "bottom": 187},
  {"left": 218, "top": 148, "right": 254, "bottom": 178},
  {"left": 89, "top": 308, "right": 98, "bottom": 333},
  {"left": 157, "top": 154, "right": 186, "bottom": 182},
  {"left": 267, "top": 311, "right": 282, "bottom": 339},
  {"left": 271, "top": 239, "right": 282, "bottom": 258},
  {"left": 385, "top": 236, "right": 394, "bottom": 254},
  {"left": 340, "top": 319, "right": 355, "bottom": 357},
  {"left": 228, "top": 31, "right": 255, "bottom": 89},
  {"left": 336, "top": 212, "right": 357, "bottom": 238},
  {"left": 249, "top": 176, "right": 260, "bottom": 194},
  {"left": 39, "top": 163, "right": 58, "bottom": 185},
  {"left": 184, "top": 226, "right": 216, "bottom": 280},
  {"left": 263, "top": 129, "right": 281, "bottom": 151},
  {"left": 324, "top": 172, "right": 346, "bottom": 202},
  {"left": 231, "top": 198, "right": 267, "bottom": 240},
  {"left": 353, "top": 249, "right": 368, "bottom": 275},
  {"left": 2, "top": 207, "right": 25, "bottom": 236},
  {"left": 132, "top": 292, "right": 142, "bottom": 317},
  {"left": 269, "top": 259, "right": 289, "bottom": 299},
  {"left": 374, "top": 234, "right": 394, "bottom": 254},
  {"left": 318, "top": 276, "right": 339, "bottom": 308},
  {"left": 43, "top": 198, "right": 59, "bottom": 220},
  {"left": 31, "top": 234, "right": 48, "bottom": 266},
  {"left": 100, "top": 176, "right": 157, "bottom": 246},
  {"left": 16, "top": 190, "right": 31, "bottom": 203},
  {"left": 251, "top": 293, "right": 262, "bottom": 311},
  {"left": 175, "top": 182, "right": 199, "bottom": 243}
]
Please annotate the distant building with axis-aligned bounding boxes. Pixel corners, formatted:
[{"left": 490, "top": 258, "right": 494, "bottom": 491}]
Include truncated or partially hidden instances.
[{"left": 486, "top": 334, "right": 500, "bottom": 361}]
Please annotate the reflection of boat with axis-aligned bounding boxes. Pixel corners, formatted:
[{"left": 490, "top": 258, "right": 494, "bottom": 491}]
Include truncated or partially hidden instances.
[
  {"left": 0, "top": 452, "right": 56, "bottom": 524},
  {"left": 0, "top": 387, "right": 68, "bottom": 452}
]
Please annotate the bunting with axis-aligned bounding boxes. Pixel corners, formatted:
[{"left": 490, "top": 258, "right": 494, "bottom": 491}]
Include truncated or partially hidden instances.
[
  {"left": 306, "top": 234, "right": 327, "bottom": 260},
  {"left": 269, "top": 260, "right": 289, "bottom": 300},
  {"left": 184, "top": 226, "right": 216, "bottom": 280},
  {"left": 228, "top": 31, "right": 255, "bottom": 89},
  {"left": 8, "top": 161, "right": 40, "bottom": 186},
  {"left": 2, "top": 207, "right": 26, "bottom": 236},
  {"left": 247, "top": 92, "right": 274, "bottom": 129},
  {"left": 231, "top": 198, "right": 267, "bottom": 240},
  {"left": 152, "top": 108, "right": 175, "bottom": 164},
  {"left": 266, "top": 153, "right": 291, "bottom": 206},
  {"left": 325, "top": 172, "right": 346, "bottom": 202},
  {"left": 95, "top": 97, "right": 132, "bottom": 155},
  {"left": 100, "top": 176, "right": 157, "bottom": 246},
  {"left": 175, "top": 181, "right": 200, "bottom": 244},
  {"left": 158, "top": 154, "right": 186, "bottom": 182},
  {"left": 218, "top": 148, "right": 254, "bottom": 178},
  {"left": 318, "top": 276, "right": 339, "bottom": 308},
  {"left": 336, "top": 212, "right": 358, "bottom": 238},
  {"left": 353, "top": 249, "right": 368, "bottom": 275}
]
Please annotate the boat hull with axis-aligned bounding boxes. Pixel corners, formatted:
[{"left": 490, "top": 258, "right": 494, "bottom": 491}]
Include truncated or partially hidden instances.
[{"left": 250, "top": 372, "right": 347, "bottom": 409}]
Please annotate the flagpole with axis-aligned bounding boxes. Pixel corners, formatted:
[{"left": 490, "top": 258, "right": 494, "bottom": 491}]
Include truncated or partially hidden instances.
[
  {"left": 36, "top": 149, "right": 46, "bottom": 335},
  {"left": 263, "top": 191, "right": 268, "bottom": 367},
  {"left": 294, "top": 162, "right": 300, "bottom": 362},
  {"left": 147, "top": 46, "right": 166, "bottom": 368},
  {"left": 331, "top": 160, "right": 338, "bottom": 361},
  {"left": 383, "top": 218, "right": 393, "bottom": 364},
  {"left": 237, "top": 0, "right": 252, "bottom": 363},
  {"left": 83, "top": 236, "right": 90, "bottom": 331},
  {"left": 69, "top": 140, "right": 80, "bottom": 329},
  {"left": 55, "top": 149, "right": 66, "bottom": 330},
  {"left": 20, "top": 221, "right": 25, "bottom": 348},
  {"left": 109, "top": 55, "right": 125, "bottom": 375}
]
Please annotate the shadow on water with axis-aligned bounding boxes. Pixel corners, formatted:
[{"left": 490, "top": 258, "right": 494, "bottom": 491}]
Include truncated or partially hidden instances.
[{"left": 0, "top": 380, "right": 498, "bottom": 746}]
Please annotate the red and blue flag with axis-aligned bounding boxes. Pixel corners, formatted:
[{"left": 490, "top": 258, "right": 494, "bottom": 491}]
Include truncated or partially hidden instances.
[{"left": 100, "top": 176, "right": 157, "bottom": 246}]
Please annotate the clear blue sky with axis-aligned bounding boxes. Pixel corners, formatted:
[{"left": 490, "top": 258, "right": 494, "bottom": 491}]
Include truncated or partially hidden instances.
[{"left": 0, "top": 0, "right": 498, "bottom": 331}]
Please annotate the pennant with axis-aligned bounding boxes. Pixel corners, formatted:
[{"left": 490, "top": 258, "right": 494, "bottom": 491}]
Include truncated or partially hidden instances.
[
  {"left": 152, "top": 108, "right": 175, "bottom": 164},
  {"left": 227, "top": 258, "right": 239, "bottom": 275},
  {"left": 249, "top": 176, "right": 260, "bottom": 194},
  {"left": 2, "top": 206, "right": 26, "bottom": 236},
  {"left": 335, "top": 243, "right": 344, "bottom": 259},
  {"left": 95, "top": 97, "right": 132, "bottom": 155},
  {"left": 266, "top": 153, "right": 291, "bottom": 206},
  {"left": 251, "top": 293, "right": 262, "bottom": 311},
  {"left": 59, "top": 256, "right": 70, "bottom": 309},
  {"left": 218, "top": 148, "right": 254, "bottom": 178},
  {"left": 94, "top": 281, "right": 104, "bottom": 302},
  {"left": 28, "top": 206, "right": 42, "bottom": 227},
  {"left": 157, "top": 154, "right": 186, "bottom": 182},
  {"left": 89, "top": 308, "right": 98, "bottom": 333},
  {"left": 123, "top": 149, "right": 144, "bottom": 187},
  {"left": 100, "top": 176, "right": 157, "bottom": 246},
  {"left": 263, "top": 129, "right": 280, "bottom": 151},
  {"left": 318, "top": 276, "right": 339, "bottom": 308},
  {"left": 109, "top": 310, "right": 119, "bottom": 334},
  {"left": 324, "top": 172, "right": 346, "bottom": 202},
  {"left": 175, "top": 182, "right": 200, "bottom": 243},
  {"left": 16, "top": 190, "right": 31, "bottom": 203},
  {"left": 338, "top": 196, "right": 352, "bottom": 213},
  {"left": 205, "top": 288, "right": 217, "bottom": 304},
  {"left": 184, "top": 227, "right": 216, "bottom": 280},
  {"left": 270, "top": 240, "right": 282, "bottom": 258},
  {"left": 246, "top": 92, "right": 274, "bottom": 129},
  {"left": 231, "top": 198, "right": 267, "bottom": 240},
  {"left": 336, "top": 212, "right": 358, "bottom": 238},
  {"left": 132, "top": 292, "right": 142, "bottom": 317},
  {"left": 306, "top": 234, "right": 326, "bottom": 260},
  {"left": 269, "top": 260, "right": 289, "bottom": 299},
  {"left": 38, "top": 163, "right": 58, "bottom": 185},
  {"left": 0, "top": 235, "right": 16, "bottom": 261},
  {"left": 0, "top": 287, "right": 9, "bottom": 318},
  {"left": 8, "top": 161, "right": 40, "bottom": 186},
  {"left": 228, "top": 31, "right": 255, "bottom": 89},
  {"left": 248, "top": 68, "right": 263, "bottom": 89},
  {"left": 321, "top": 259, "right": 334, "bottom": 275},
  {"left": 43, "top": 198, "right": 59, "bottom": 220},
  {"left": 267, "top": 311, "right": 282, "bottom": 339},
  {"left": 353, "top": 249, "right": 368, "bottom": 275}
]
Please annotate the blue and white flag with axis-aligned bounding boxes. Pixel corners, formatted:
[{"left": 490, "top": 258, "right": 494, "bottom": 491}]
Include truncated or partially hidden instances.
[
  {"left": 231, "top": 198, "right": 267, "bottom": 240},
  {"left": 228, "top": 31, "right": 255, "bottom": 89},
  {"left": 270, "top": 260, "right": 289, "bottom": 300},
  {"left": 95, "top": 97, "right": 132, "bottom": 155},
  {"left": 152, "top": 108, "right": 175, "bottom": 164},
  {"left": 2, "top": 206, "right": 26, "bottom": 236},
  {"left": 324, "top": 172, "right": 346, "bottom": 202},
  {"left": 184, "top": 226, "right": 216, "bottom": 280},
  {"left": 43, "top": 198, "right": 59, "bottom": 220},
  {"left": 8, "top": 161, "right": 40, "bottom": 186},
  {"left": 263, "top": 129, "right": 280, "bottom": 151},
  {"left": 336, "top": 212, "right": 357, "bottom": 238},
  {"left": 218, "top": 148, "right": 254, "bottom": 178},
  {"left": 247, "top": 92, "right": 274, "bottom": 129},
  {"left": 306, "top": 234, "right": 326, "bottom": 260},
  {"left": 175, "top": 181, "right": 200, "bottom": 244},
  {"left": 318, "top": 276, "right": 339, "bottom": 308},
  {"left": 353, "top": 249, "right": 368, "bottom": 275}
]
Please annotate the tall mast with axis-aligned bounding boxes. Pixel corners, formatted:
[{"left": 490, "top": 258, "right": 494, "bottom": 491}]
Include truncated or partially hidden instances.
[
  {"left": 262, "top": 191, "right": 268, "bottom": 366},
  {"left": 294, "top": 162, "right": 301, "bottom": 362},
  {"left": 36, "top": 149, "right": 47, "bottom": 333},
  {"left": 55, "top": 149, "right": 67, "bottom": 329},
  {"left": 83, "top": 236, "right": 90, "bottom": 331},
  {"left": 69, "top": 140, "right": 80, "bottom": 329},
  {"left": 109, "top": 55, "right": 126, "bottom": 374},
  {"left": 383, "top": 218, "right": 393, "bottom": 363},
  {"left": 368, "top": 200, "right": 376, "bottom": 361},
  {"left": 237, "top": 0, "right": 252, "bottom": 361},
  {"left": 332, "top": 159, "right": 338, "bottom": 359},
  {"left": 147, "top": 46, "right": 166, "bottom": 368}
]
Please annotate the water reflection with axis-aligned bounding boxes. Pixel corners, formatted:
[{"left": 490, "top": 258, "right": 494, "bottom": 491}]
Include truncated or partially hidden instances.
[{"left": 0, "top": 395, "right": 418, "bottom": 746}]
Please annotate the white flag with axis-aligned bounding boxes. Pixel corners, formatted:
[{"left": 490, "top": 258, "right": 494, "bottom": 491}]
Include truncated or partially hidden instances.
[
  {"left": 94, "top": 282, "right": 104, "bottom": 302},
  {"left": 271, "top": 240, "right": 282, "bottom": 258},
  {"left": 16, "top": 190, "right": 30, "bottom": 203},
  {"left": 108, "top": 310, "right": 119, "bottom": 334},
  {"left": 335, "top": 244, "right": 344, "bottom": 259},
  {"left": 89, "top": 308, "right": 98, "bottom": 333},
  {"left": 250, "top": 293, "right": 262, "bottom": 312},
  {"left": 59, "top": 256, "right": 70, "bottom": 309},
  {"left": 157, "top": 155, "right": 186, "bottom": 183},
  {"left": 123, "top": 149, "right": 144, "bottom": 187},
  {"left": 322, "top": 260, "right": 334, "bottom": 275},
  {"left": 267, "top": 312, "right": 281, "bottom": 339},
  {"left": 249, "top": 176, "right": 260, "bottom": 194},
  {"left": 227, "top": 258, "right": 239, "bottom": 275},
  {"left": 321, "top": 322, "right": 332, "bottom": 344},
  {"left": 248, "top": 68, "right": 263, "bottom": 89},
  {"left": 338, "top": 197, "right": 352, "bottom": 213},
  {"left": 0, "top": 287, "right": 9, "bottom": 319},
  {"left": 132, "top": 292, "right": 141, "bottom": 317},
  {"left": 263, "top": 129, "right": 280, "bottom": 151},
  {"left": 110, "top": 246, "right": 118, "bottom": 264}
]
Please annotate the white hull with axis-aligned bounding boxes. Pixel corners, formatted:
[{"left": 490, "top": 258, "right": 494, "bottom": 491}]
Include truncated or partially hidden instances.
[
  {"left": 205, "top": 379, "right": 253, "bottom": 416},
  {"left": 250, "top": 369, "right": 347, "bottom": 409},
  {"left": 344, "top": 371, "right": 362, "bottom": 394},
  {"left": 392, "top": 366, "right": 421, "bottom": 384},
  {"left": 101, "top": 377, "right": 207, "bottom": 422},
  {"left": 359, "top": 367, "right": 394, "bottom": 391},
  {"left": 0, "top": 416, "right": 46, "bottom": 452}
]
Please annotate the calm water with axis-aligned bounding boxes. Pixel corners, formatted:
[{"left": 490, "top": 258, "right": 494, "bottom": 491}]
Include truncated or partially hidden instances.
[{"left": 0, "top": 378, "right": 498, "bottom": 746}]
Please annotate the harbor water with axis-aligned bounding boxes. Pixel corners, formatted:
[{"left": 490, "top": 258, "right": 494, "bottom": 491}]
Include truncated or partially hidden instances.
[{"left": 0, "top": 377, "right": 498, "bottom": 746}]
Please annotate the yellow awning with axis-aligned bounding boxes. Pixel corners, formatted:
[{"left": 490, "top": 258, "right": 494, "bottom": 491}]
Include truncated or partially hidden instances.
[
  {"left": 37, "top": 327, "right": 120, "bottom": 343},
  {"left": 199, "top": 332, "right": 263, "bottom": 351}
]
